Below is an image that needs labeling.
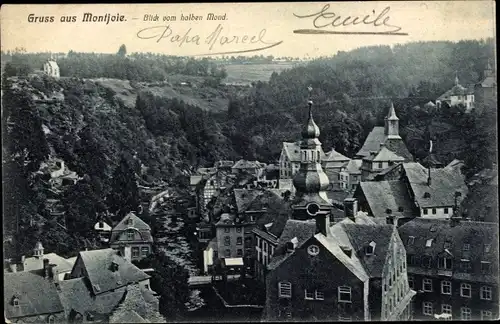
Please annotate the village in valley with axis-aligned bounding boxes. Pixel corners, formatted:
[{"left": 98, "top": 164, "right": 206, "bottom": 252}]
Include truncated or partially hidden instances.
[{"left": 2, "top": 4, "right": 499, "bottom": 320}]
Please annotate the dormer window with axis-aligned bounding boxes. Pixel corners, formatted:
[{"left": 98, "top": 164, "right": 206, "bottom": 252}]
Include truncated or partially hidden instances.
[
  {"left": 364, "top": 241, "right": 376, "bottom": 255},
  {"left": 93, "top": 284, "right": 101, "bottom": 292},
  {"left": 110, "top": 261, "right": 119, "bottom": 272},
  {"left": 407, "top": 236, "right": 415, "bottom": 245},
  {"left": 484, "top": 244, "right": 491, "bottom": 253},
  {"left": 127, "top": 218, "right": 133, "bottom": 225},
  {"left": 127, "top": 230, "right": 134, "bottom": 240},
  {"left": 423, "top": 192, "right": 431, "bottom": 198},
  {"left": 463, "top": 243, "right": 470, "bottom": 251},
  {"left": 12, "top": 296, "right": 19, "bottom": 306},
  {"left": 425, "top": 239, "right": 433, "bottom": 247}
]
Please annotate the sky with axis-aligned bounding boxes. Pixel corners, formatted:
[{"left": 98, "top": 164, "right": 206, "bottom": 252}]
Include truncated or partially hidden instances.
[{"left": 0, "top": 1, "right": 496, "bottom": 58}]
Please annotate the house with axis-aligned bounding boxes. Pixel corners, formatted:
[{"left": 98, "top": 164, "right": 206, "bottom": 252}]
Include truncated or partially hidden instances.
[
  {"left": 402, "top": 162, "right": 468, "bottom": 219},
  {"left": 264, "top": 217, "right": 415, "bottom": 321},
  {"left": 360, "top": 144, "right": 405, "bottom": 181},
  {"left": 5, "top": 242, "right": 76, "bottom": 282},
  {"left": 436, "top": 74, "right": 475, "bottom": 112},
  {"left": 43, "top": 59, "right": 60, "bottom": 78},
  {"left": 353, "top": 181, "right": 418, "bottom": 224},
  {"left": 231, "top": 159, "right": 265, "bottom": 179},
  {"left": 339, "top": 159, "right": 362, "bottom": 192},
  {"left": 109, "top": 212, "right": 154, "bottom": 261},
  {"left": 278, "top": 142, "right": 350, "bottom": 188},
  {"left": 60, "top": 248, "right": 160, "bottom": 322},
  {"left": 398, "top": 218, "right": 499, "bottom": 320},
  {"left": 474, "top": 60, "right": 496, "bottom": 107},
  {"left": 355, "top": 103, "right": 412, "bottom": 161},
  {"left": 4, "top": 270, "right": 65, "bottom": 323},
  {"left": 94, "top": 219, "right": 112, "bottom": 243}
]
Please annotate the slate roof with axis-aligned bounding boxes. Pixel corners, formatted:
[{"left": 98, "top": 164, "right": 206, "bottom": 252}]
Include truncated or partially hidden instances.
[
  {"left": 364, "top": 146, "right": 405, "bottom": 163},
  {"left": 77, "top": 249, "right": 150, "bottom": 295},
  {"left": 403, "top": 162, "right": 468, "bottom": 208},
  {"left": 342, "top": 223, "right": 395, "bottom": 278},
  {"left": 110, "top": 213, "right": 153, "bottom": 244},
  {"left": 478, "top": 75, "right": 496, "bottom": 88},
  {"left": 323, "top": 148, "right": 350, "bottom": 162},
  {"left": 282, "top": 142, "right": 302, "bottom": 162},
  {"left": 359, "top": 181, "right": 415, "bottom": 218},
  {"left": 232, "top": 159, "right": 262, "bottom": 170},
  {"left": 343, "top": 159, "right": 362, "bottom": 174},
  {"left": 59, "top": 277, "right": 125, "bottom": 317},
  {"left": 215, "top": 213, "right": 236, "bottom": 226},
  {"left": 268, "top": 219, "right": 317, "bottom": 270},
  {"left": 384, "top": 138, "right": 413, "bottom": 161},
  {"left": 437, "top": 83, "right": 474, "bottom": 101},
  {"left": 4, "top": 271, "right": 64, "bottom": 319},
  {"left": 356, "top": 127, "right": 385, "bottom": 157},
  {"left": 398, "top": 218, "right": 499, "bottom": 283},
  {"left": 22, "top": 252, "right": 74, "bottom": 273}
]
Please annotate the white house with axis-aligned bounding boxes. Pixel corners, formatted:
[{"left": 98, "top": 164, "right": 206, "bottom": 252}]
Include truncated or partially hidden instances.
[{"left": 43, "top": 60, "right": 60, "bottom": 78}]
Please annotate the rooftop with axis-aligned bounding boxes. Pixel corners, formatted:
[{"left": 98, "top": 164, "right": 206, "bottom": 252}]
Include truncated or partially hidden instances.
[{"left": 358, "top": 180, "right": 415, "bottom": 218}]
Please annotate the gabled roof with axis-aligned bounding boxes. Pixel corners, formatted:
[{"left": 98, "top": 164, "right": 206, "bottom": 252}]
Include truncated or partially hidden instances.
[
  {"left": 403, "top": 162, "right": 468, "bottom": 208},
  {"left": 478, "top": 76, "right": 496, "bottom": 88},
  {"left": 232, "top": 159, "right": 262, "bottom": 170},
  {"left": 356, "top": 127, "right": 385, "bottom": 158},
  {"left": 4, "top": 271, "right": 64, "bottom": 319},
  {"left": 342, "top": 223, "right": 395, "bottom": 278},
  {"left": 233, "top": 189, "right": 262, "bottom": 213},
  {"left": 22, "top": 252, "right": 74, "bottom": 273},
  {"left": 282, "top": 142, "right": 302, "bottom": 162},
  {"left": 343, "top": 159, "right": 362, "bottom": 174},
  {"left": 215, "top": 213, "right": 236, "bottom": 226},
  {"left": 437, "top": 83, "right": 474, "bottom": 101},
  {"left": 398, "top": 218, "right": 499, "bottom": 283},
  {"left": 364, "top": 146, "right": 405, "bottom": 162},
  {"left": 77, "top": 249, "right": 150, "bottom": 295},
  {"left": 384, "top": 138, "right": 413, "bottom": 161},
  {"left": 323, "top": 148, "right": 350, "bottom": 162},
  {"left": 112, "top": 213, "right": 151, "bottom": 232},
  {"left": 359, "top": 181, "right": 415, "bottom": 218},
  {"left": 44, "top": 60, "right": 59, "bottom": 70}
]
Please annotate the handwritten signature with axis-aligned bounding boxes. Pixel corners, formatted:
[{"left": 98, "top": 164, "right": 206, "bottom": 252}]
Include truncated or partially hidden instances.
[
  {"left": 136, "top": 24, "right": 283, "bottom": 55},
  {"left": 293, "top": 5, "right": 407, "bottom": 35}
]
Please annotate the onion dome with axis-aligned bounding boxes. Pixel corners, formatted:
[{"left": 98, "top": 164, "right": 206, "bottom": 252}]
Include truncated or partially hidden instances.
[{"left": 302, "top": 99, "right": 321, "bottom": 139}]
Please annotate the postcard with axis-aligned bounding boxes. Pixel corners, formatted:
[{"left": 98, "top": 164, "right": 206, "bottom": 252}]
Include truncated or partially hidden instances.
[{"left": 1, "top": 2, "right": 498, "bottom": 323}]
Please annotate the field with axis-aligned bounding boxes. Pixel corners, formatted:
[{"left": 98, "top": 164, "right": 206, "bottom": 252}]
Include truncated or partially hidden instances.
[{"left": 222, "top": 62, "right": 303, "bottom": 86}]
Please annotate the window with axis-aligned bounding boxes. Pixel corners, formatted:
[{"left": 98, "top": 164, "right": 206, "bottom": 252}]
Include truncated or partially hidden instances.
[
  {"left": 444, "top": 240, "right": 452, "bottom": 249},
  {"left": 423, "top": 302, "right": 433, "bottom": 316},
  {"left": 481, "top": 261, "right": 491, "bottom": 273},
  {"left": 461, "top": 307, "right": 471, "bottom": 320},
  {"left": 127, "top": 230, "right": 135, "bottom": 240},
  {"left": 225, "top": 249, "right": 230, "bottom": 257},
  {"left": 432, "top": 208, "right": 437, "bottom": 214},
  {"left": 408, "top": 276, "right": 414, "bottom": 289},
  {"left": 460, "top": 283, "right": 471, "bottom": 297},
  {"left": 237, "top": 249, "right": 243, "bottom": 256},
  {"left": 425, "top": 239, "right": 433, "bottom": 247},
  {"left": 481, "top": 310, "right": 493, "bottom": 320},
  {"left": 444, "top": 207, "right": 449, "bottom": 214},
  {"left": 407, "top": 236, "right": 415, "bottom": 245},
  {"left": 47, "top": 315, "right": 55, "bottom": 324},
  {"left": 278, "top": 281, "right": 292, "bottom": 298},
  {"left": 423, "top": 278, "right": 433, "bottom": 292},
  {"left": 132, "top": 247, "right": 139, "bottom": 257},
  {"left": 141, "top": 246, "right": 149, "bottom": 256},
  {"left": 224, "top": 228, "right": 230, "bottom": 233},
  {"left": 12, "top": 297, "right": 19, "bottom": 306},
  {"left": 442, "top": 304, "right": 452, "bottom": 320},
  {"left": 441, "top": 281, "right": 451, "bottom": 295},
  {"left": 338, "top": 286, "right": 351, "bottom": 302},
  {"left": 463, "top": 243, "right": 470, "bottom": 251},
  {"left": 378, "top": 162, "right": 383, "bottom": 169},
  {"left": 484, "top": 244, "right": 491, "bottom": 253},
  {"left": 480, "top": 286, "right": 492, "bottom": 300},
  {"left": 423, "top": 208, "right": 428, "bottom": 215},
  {"left": 236, "top": 227, "right": 242, "bottom": 233},
  {"left": 236, "top": 237, "right": 242, "bottom": 245},
  {"left": 438, "top": 257, "right": 453, "bottom": 270},
  {"left": 364, "top": 242, "right": 376, "bottom": 255},
  {"left": 407, "top": 254, "right": 416, "bottom": 266},
  {"left": 145, "top": 284, "right": 149, "bottom": 289},
  {"left": 422, "top": 256, "right": 432, "bottom": 268},
  {"left": 304, "top": 289, "right": 314, "bottom": 300},
  {"left": 315, "top": 290, "right": 324, "bottom": 300},
  {"left": 460, "top": 260, "right": 471, "bottom": 272}
]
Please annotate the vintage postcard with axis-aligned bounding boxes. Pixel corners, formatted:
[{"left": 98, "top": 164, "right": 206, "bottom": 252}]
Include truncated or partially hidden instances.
[{"left": 1, "top": 1, "right": 498, "bottom": 323}]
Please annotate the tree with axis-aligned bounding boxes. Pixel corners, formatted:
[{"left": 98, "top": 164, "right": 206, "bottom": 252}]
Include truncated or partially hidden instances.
[
  {"left": 106, "top": 153, "right": 140, "bottom": 219},
  {"left": 134, "top": 252, "right": 190, "bottom": 320},
  {"left": 117, "top": 44, "right": 127, "bottom": 57}
]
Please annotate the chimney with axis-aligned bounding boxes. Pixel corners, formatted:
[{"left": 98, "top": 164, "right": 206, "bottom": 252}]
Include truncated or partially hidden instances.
[
  {"left": 427, "top": 167, "right": 432, "bottom": 186},
  {"left": 386, "top": 208, "right": 395, "bottom": 225},
  {"left": 344, "top": 198, "right": 358, "bottom": 221},
  {"left": 380, "top": 142, "right": 386, "bottom": 149},
  {"left": 315, "top": 212, "right": 330, "bottom": 237},
  {"left": 43, "top": 259, "right": 54, "bottom": 279},
  {"left": 21, "top": 255, "right": 25, "bottom": 264},
  {"left": 286, "top": 237, "right": 299, "bottom": 253}
]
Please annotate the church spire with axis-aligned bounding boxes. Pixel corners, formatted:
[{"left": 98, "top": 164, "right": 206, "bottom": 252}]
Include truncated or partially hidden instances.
[
  {"left": 385, "top": 102, "right": 401, "bottom": 139},
  {"left": 454, "top": 71, "right": 459, "bottom": 86},
  {"left": 292, "top": 87, "right": 332, "bottom": 221},
  {"left": 387, "top": 102, "right": 398, "bottom": 120}
]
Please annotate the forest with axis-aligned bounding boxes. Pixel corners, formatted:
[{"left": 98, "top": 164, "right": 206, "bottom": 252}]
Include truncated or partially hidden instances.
[{"left": 2, "top": 39, "right": 497, "bottom": 317}]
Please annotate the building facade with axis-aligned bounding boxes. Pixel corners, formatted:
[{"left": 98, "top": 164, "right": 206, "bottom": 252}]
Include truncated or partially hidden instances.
[
  {"left": 109, "top": 212, "right": 154, "bottom": 261},
  {"left": 339, "top": 159, "right": 362, "bottom": 192},
  {"left": 436, "top": 75, "right": 475, "bottom": 111},
  {"left": 399, "top": 218, "right": 499, "bottom": 320}
]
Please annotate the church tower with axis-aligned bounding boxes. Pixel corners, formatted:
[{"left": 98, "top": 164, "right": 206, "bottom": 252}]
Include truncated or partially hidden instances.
[
  {"left": 385, "top": 102, "right": 401, "bottom": 139},
  {"left": 291, "top": 87, "right": 332, "bottom": 231}
]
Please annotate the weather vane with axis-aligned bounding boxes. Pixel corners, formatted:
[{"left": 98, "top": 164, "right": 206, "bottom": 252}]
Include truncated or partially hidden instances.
[{"left": 307, "top": 85, "right": 313, "bottom": 105}]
